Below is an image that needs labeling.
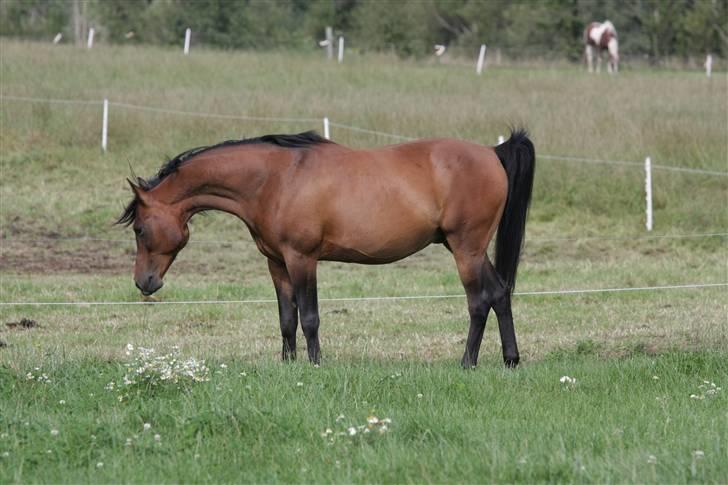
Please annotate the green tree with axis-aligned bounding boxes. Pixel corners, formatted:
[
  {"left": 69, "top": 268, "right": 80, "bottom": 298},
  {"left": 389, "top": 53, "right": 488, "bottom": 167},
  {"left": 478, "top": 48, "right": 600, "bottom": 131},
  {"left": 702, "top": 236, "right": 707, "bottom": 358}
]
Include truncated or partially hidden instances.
[{"left": 0, "top": 0, "right": 69, "bottom": 40}]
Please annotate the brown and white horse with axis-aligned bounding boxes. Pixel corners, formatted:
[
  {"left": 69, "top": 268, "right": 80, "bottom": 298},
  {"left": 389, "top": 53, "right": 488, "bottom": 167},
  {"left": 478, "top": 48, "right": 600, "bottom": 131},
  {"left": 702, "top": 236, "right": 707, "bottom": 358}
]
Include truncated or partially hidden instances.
[{"left": 584, "top": 21, "right": 619, "bottom": 73}]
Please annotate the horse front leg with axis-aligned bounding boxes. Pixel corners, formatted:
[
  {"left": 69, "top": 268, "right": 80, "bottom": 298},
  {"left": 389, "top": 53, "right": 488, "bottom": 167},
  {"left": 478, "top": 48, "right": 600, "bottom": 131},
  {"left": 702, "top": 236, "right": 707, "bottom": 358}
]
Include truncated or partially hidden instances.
[
  {"left": 284, "top": 253, "right": 321, "bottom": 365},
  {"left": 585, "top": 45, "right": 594, "bottom": 73},
  {"left": 267, "top": 258, "right": 298, "bottom": 361}
]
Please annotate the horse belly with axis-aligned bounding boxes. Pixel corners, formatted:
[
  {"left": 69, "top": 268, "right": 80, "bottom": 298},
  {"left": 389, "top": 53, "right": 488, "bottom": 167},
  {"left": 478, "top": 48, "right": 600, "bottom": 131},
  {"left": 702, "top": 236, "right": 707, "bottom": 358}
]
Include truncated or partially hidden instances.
[{"left": 320, "top": 198, "right": 439, "bottom": 264}]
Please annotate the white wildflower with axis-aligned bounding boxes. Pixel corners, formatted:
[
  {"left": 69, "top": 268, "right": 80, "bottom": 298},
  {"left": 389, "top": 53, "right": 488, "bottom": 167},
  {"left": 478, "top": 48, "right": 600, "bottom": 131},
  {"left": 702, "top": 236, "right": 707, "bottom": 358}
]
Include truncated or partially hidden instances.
[
  {"left": 417, "top": 393, "right": 423, "bottom": 399},
  {"left": 560, "top": 376, "right": 576, "bottom": 384},
  {"left": 335, "top": 414, "right": 345, "bottom": 422},
  {"left": 296, "top": 382, "right": 303, "bottom": 387},
  {"left": 652, "top": 375, "right": 659, "bottom": 380},
  {"left": 647, "top": 455, "right": 657, "bottom": 464},
  {"left": 143, "top": 423, "right": 151, "bottom": 431},
  {"left": 693, "top": 450, "right": 704, "bottom": 458},
  {"left": 96, "top": 462, "right": 104, "bottom": 468},
  {"left": 1, "top": 451, "right": 9, "bottom": 458},
  {"left": 347, "top": 427, "right": 357, "bottom": 436},
  {"left": 367, "top": 416, "right": 379, "bottom": 425},
  {"left": 219, "top": 363, "right": 227, "bottom": 369},
  {"left": 50, "top": 429, "right": 59, "bottom": 436},
  {"left": 59, "top": 400, "right": 66, "bottom": 405},
  {"left": 154, "top": 434, "right": 161, "bottom": 442}
]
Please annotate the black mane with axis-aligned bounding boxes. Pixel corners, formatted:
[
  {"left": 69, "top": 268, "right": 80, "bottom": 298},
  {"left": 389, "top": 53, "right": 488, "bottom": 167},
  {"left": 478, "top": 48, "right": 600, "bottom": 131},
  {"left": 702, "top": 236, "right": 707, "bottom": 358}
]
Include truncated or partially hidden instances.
[{"left": 116, "top": 131, "right": 331, "bottom": 226}]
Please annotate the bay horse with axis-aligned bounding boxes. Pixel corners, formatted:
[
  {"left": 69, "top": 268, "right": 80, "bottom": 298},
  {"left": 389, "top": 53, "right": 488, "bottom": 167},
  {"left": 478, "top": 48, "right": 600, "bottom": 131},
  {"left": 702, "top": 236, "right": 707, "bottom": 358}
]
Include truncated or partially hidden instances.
[
  {"left": 117, "top": 130, "right": 535, "bottom": 368},
  {"left": 584, "top": 20, "right": 619, "bottom": 73}
]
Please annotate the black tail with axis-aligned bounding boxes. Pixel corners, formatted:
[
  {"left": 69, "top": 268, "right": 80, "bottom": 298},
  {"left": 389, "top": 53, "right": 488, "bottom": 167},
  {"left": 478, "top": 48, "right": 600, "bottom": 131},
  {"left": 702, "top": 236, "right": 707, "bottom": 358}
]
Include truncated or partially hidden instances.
[{"left": 494, "top": 129, "right": 535, "bottom": 293}]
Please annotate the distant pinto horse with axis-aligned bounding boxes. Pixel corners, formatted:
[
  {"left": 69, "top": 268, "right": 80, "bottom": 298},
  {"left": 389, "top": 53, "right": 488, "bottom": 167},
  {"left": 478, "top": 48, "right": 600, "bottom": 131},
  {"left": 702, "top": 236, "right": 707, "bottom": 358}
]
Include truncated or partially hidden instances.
[
  {"left": 117, "top": 130, "right": 535, "bottom": 368},
  {"left": 584, "top": 21, "right": 619, "bottom": 73}
]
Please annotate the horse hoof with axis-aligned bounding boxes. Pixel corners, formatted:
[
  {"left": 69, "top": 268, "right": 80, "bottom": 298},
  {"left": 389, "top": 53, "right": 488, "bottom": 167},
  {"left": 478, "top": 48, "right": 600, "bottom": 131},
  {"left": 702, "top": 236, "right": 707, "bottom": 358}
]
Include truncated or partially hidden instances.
[
  {"left": 460, "top": 357, "right": 477, "bottom": 370},
  {"left": 504, "top": 357, "right": 520, "bottom": 368}
]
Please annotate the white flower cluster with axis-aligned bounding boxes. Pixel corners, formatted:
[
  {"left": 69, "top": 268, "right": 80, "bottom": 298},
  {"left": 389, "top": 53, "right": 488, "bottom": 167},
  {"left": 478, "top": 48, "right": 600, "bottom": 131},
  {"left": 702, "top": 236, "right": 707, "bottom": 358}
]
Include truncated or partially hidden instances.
[
  {"left": 106, "top": 344, "right": 210, "bottom": 397},
  {"left": 25, "top": 367, "right": 51, "bottom": 383},
  {"left": 321, "top": 414, "right": 392, "bottom": 444},
  {"left": 559, "top": 375, "right": 576, "bottom": 385},
  {"left": 690, "top": 380, "right": 721, "bottom": 400}
]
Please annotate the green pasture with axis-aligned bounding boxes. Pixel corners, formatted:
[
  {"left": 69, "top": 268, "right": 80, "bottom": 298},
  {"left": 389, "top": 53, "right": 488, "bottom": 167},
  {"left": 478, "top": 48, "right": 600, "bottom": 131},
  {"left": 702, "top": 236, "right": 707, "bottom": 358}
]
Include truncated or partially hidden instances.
[{"left": 0, "top": 40, "right": 726, "bottom": 482}]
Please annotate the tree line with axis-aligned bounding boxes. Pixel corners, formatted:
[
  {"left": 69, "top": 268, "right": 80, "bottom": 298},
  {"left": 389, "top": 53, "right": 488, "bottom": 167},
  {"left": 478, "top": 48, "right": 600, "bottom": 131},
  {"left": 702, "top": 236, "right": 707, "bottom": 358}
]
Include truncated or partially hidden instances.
[{"left": 1, "top": 0, "right": 725, "bottom": 61}]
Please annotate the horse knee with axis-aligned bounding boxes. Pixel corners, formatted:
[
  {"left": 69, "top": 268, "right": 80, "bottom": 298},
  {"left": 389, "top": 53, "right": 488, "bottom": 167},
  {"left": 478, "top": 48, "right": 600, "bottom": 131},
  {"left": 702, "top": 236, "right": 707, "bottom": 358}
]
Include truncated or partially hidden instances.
[
  {"left": 467, "top": 300, "right": 488, "bottom": 321},
  {"left": 300, "top": 315, "right": 319, "bottom": 338}
]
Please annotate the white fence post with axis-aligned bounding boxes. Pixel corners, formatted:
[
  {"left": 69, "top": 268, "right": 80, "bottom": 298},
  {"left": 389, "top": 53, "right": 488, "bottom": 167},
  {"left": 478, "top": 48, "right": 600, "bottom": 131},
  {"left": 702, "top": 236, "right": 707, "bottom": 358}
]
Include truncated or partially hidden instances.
[
  {"left": 323, "top": 117, "right": 330, "bottom": 139},
  {"left": 476, "top": 44, "right": 486, "bottom": 74},
  {"left": 497, "top": 135, "right": 505, "bottom": 145},
  {"left": 53, "top": 33, "right": 63, "bottom": 44},
  {"left": 101, "top": 99, "right": 109, "bottom": 152},
  {"left": 338, "top": 36, "right": 344, "bottom": 64},
  {"left": 645, "top": 156, "right": 653, "bottom": 231},
  {"left": 326, "top": 27, "right": 333, "bottom": 60},
  {"left": 87, "top": 28, "right": 95, "bottom": 49},
  {"left": 184, "top": 28, "right": 191, "bottom": 55},
  {"left": 705, "top": 54, "right": 713, "bottom": 78}
]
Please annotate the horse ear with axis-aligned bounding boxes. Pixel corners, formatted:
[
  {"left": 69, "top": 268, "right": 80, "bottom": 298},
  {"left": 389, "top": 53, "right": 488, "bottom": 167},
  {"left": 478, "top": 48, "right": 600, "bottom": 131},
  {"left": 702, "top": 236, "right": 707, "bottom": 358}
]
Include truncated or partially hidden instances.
[{"left": 127, "top": 178, "right": 151, "bottom": 206}]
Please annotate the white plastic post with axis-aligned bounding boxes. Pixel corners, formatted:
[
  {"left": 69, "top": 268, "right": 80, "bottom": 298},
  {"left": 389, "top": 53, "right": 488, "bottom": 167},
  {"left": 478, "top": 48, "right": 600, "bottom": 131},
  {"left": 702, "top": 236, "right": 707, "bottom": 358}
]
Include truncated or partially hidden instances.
[
  {"left": 87, "top": 28, "right": 95, "bottom": 49},
  {"left": 497, "top": 135, "right": 505, "bottom": 145},
  {"left": 326, "top": 27, "right": 333, "bottom": 60},
  {"left": 338, "top": 36, "right": 344, "bottom": 64},
  {"left": 101, "top": 99, "right": 109, "bottom": 152},
  {"left": 645, "top": 156, "right": 653, "bottom": 231},
  {"left": 476, "top": 44, "right": 486, "bottom": 74},
  {"left": 184, "top": 28, "right": 191, "bottom": 55},
  {"left": 53, "top": 33, "right": 63, "bottom": 44},
  {"left": 323, "top": 117, "right": 330, "bottom": 139},
  {"left": 705, "top": 54, "right": 713, "bottom": 77}
]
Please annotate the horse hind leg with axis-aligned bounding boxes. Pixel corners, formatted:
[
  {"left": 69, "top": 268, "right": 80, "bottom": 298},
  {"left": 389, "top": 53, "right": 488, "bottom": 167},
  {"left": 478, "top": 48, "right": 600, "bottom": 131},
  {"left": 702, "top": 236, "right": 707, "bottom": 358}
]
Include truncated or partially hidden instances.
[
  {"left": 457, "top": 256, "right": 491, "bottom": 369},
  {"left": 447, "top": 231, "right": 496, "bottom": 368},
  {"left": 484, "top": 263, "right": 520, "bottom": 367},
  {"left": 449, "top": 234, "right": 519, "bottom": 369}
]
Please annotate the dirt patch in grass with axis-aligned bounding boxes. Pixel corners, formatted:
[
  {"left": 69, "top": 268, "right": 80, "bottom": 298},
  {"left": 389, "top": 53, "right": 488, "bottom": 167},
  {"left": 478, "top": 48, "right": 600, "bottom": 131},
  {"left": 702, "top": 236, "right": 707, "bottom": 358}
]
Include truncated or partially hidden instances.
[
  {"left": 0, "top": 239, "right": 132, "bottom": 273},
  {"left": 0, "top": 239, "right": 232, "bottom": 275}
]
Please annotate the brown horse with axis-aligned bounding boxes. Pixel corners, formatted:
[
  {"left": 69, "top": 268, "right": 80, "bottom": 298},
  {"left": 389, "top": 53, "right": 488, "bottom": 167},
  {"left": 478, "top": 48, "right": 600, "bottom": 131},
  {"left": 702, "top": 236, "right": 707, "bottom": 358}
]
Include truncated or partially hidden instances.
[{"left": 117, "top": 130, "right": 535, "bottom": 368}]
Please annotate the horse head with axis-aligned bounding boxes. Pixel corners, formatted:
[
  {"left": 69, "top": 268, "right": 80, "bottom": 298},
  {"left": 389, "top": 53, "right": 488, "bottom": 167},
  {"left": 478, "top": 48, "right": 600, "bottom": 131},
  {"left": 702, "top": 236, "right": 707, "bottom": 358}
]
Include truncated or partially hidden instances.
[{"left": 118, "top": 180, "right": 190, "bottom": 295}]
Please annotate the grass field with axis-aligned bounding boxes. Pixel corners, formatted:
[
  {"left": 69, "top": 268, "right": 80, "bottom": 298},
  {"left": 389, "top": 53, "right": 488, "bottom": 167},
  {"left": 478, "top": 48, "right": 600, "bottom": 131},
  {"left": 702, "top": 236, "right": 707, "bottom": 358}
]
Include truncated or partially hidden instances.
[{"left": 1, "top": 40, "right": 727, "bottom": 482}]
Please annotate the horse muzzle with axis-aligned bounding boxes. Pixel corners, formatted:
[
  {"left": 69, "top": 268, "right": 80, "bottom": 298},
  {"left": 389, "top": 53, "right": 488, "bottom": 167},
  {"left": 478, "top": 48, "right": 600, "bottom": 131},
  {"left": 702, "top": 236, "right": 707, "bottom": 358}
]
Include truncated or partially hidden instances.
[{"left": 135, "top": 273, "right": 164, "bottom": 296}]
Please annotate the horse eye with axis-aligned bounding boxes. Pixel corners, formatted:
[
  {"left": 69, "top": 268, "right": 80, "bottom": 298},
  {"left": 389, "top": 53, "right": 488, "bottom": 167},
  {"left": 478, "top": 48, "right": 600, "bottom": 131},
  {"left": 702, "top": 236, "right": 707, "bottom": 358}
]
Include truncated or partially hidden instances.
[{"left": 134, "top": 227, "right": 144, "bottom": 237}]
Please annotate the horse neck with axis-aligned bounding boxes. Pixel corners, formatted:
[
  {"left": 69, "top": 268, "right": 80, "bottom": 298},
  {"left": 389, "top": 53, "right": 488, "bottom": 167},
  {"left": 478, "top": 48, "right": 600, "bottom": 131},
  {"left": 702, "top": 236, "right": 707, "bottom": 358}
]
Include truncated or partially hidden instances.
[{"left": 151, "top": 144, "right": 287, "bottom": 223}]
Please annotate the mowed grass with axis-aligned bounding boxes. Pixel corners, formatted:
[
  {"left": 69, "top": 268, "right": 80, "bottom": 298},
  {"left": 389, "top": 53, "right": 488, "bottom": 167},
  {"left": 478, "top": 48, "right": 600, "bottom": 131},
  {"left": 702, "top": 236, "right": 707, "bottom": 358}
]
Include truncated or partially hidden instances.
[{"left": 0, "top": 40, "right": 727, "bottom": 482}]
